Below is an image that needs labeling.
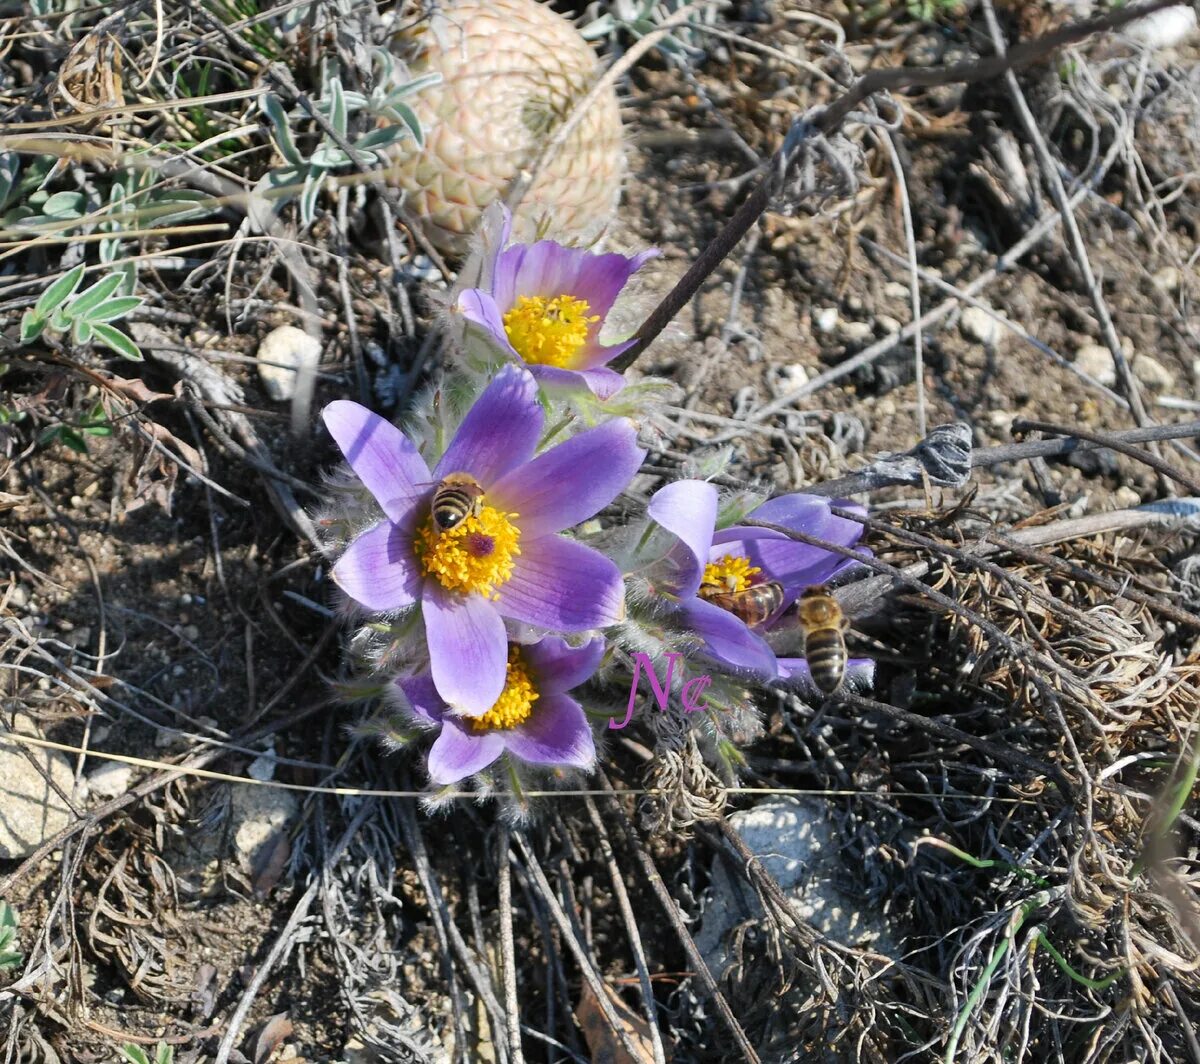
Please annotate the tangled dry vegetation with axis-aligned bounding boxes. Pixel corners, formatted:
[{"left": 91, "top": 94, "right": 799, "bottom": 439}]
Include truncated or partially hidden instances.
[{"left": 1, "top": 0, "right": 1199, "bottom": 1061}]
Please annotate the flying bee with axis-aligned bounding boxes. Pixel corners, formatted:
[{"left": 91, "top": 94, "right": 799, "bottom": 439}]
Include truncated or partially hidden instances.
[
  {"left": 431, "top": 472, "right": 485, "bottom": 535},
  {"left": 796, "top": 585, "right": 849, "bottom": 694},
  {"left": 700, "top": 579, "right": 784, "bottom": 629}
]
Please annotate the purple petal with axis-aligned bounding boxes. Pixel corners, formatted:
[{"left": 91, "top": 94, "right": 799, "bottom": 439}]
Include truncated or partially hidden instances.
[
  {"left": 333, "top": 521, "right": 422, "bottom": 612},
  {"left": 422, "top": 581, "right": 509, "bottom": 715},
  {"left": 493, "top": 241, "right": 586, "bottom": 311},
  {"left": 776, "top": 656, "right": 875, "bottom": 692},
  {"left": 496, "top": 536, "right": 624, "bottom": 631},
  {"left": 427, "top": 718, "right": 506, "bottom": 784},
  {"left": 458, "top": 289, "right": 521, "bottom": 360},
  {"left": 648, "top": 480, "right": 718, "bottom": 597},
  {"left": 505, "top": 693, "right": 595, "bottom": 770},
  {"left": 574, "top": 248, "right": 659, "bottom": 321},
  {"left": 744, "top": 492, "right": 833, "bottom": 531},
  {"left": 489, "top": 419, "right": 645, "bottom": 539},
  {"left": 679, "top": 597, "right": 777, "bottom": 677},
  {"left": 528, "top": 363, "right": 627, "bottom": 398},
  {"left": 396, "top": 675, "right": 446, "bottom": 726},
  {"left": 522, "top": 636, "right": 605, "bottom": 694},
  {"left": 323, "top": 401, "right": 431, "bottom": 523},
  {"left": 433, "top": 364, "right": 542, "bottom": 487},
  {"left": 711, "top": 533, "right": 851, "bottom": 608}
]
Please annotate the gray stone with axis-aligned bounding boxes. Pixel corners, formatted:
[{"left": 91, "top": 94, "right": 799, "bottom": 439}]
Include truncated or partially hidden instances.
[
  {"left": 1075, "top": 343, "right": 1117, "bottom": 387},
  {"left": 695, "top": 799, "right": 895, "bottom": 979},
  {"left": 87, "top": 761, "right": 133, "bottom": 799},
  {"left": 256, "top": 325, "right": 322, "bottom": 402},
  {"left": 1128, "top": 5, "right": 1197, "bottom": 48},
  {"left": 1152, "top": 266, "right": 1181, "bottom": 294},
  {"left": 1132, "top": 354, "right": 1175, "bottom": 390},
  {"left": 840, "top": 320, "right": 873, "bottom": 342},
  {"left": 960, "top": 306, "right": 1000, "bottom": 346},
  {"left": 231, "top": 785, "right": 297, "bottom": 874},
  {"left": 813, "top": 306, "right": 839, "bottom": 334},
  {"left": 0, "top": 722, "right": 74, "bottom": 859}
]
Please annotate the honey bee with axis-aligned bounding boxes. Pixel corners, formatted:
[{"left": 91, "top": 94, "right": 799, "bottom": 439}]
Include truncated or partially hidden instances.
[
  {"left": 796, "top": 585, "right": 849, "bottom": 694},
  {"left": 700, "top": 580, "right": 784, "bottom": 628},
  {"left": 431, "top": 472, "right": 484, "bottom": 534}
]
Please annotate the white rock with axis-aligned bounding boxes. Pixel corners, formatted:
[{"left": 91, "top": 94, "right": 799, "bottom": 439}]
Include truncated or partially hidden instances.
[
  {"left": 695, "top": 799, "right": 895, "bottom": 979},
  {"left": 0, "top": 722, "right": 74, "bottom": 859},
  {"left": 87, "top": 761, "right": 133, "bottom": 798},
  {"left": 1075, "top": 343, "right": 1117, "bottom": 387},
  {"left": 1152, "top": 266, "right": 1181, "bottom": 294},
  {"left": 1133, "top": 354, "right": 1175, "bottom": 389},
  {"left": 813, "top": 307, "right": 839, "bottom": 334},
  {"left": 876, "top": 314, "right": 902, "bottom": 335},
  {"left": 6, "top": 584, "right": 28, "bottom": 609},
  {"left": 883, "top": 281, "right": 909, "bottom": 301},
  {"left": 231, "top": 785, "right": 297, "bottom": 874},
  {"left": 256, "top": 326, "right": 322, "bottom": 402},
  {"left": 1114, "top": 486, "right": 1142, "bottom": 510},
  {"left": 840, "top": 320, "right": 873, "bottom": 343},
  {"left": 1192, "top": 358, "right": 1200, "bottom": 396},
  {"left": 773, "top": 364, "right": 809, "bottom": 392},
  {"left": 960, "top": 306, "right": 1000, "bottom": 346},
  {"left": 1128, "top": 5, "right": 1197, "bottom": 49}
]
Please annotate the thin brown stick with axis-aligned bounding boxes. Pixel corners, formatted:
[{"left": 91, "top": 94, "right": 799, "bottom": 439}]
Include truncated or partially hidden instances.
[
  {"left": 613, "top": 0, "right": 1185, "bottom": 373},
  {"left": 1012, "top": 418, "right": 1200, "bottom": 496}
]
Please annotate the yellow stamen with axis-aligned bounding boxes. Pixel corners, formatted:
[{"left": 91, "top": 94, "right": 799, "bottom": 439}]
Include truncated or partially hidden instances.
[
  {"left": 414, "top": 504, "right": 521, "bottom": 598},
  {"left": 469, "top": 647, "right": 539, "bottom": 732},
  {"left": 502, "top": 294, "right": 599, "bottom": 369},
  {"left": 701, "top": 555, "right": 762, "bottom": 594}
]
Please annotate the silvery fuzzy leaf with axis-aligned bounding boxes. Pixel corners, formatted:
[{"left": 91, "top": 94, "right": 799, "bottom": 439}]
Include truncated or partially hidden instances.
[{"left": 261, "top": 94, "right": 303, "bottom": 167}]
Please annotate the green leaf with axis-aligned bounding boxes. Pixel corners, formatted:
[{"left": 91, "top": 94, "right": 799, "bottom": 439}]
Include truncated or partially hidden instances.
[
  {"left": 19, "top": 311, "right": 44, "bottom": 344},
  {"left": 299, "top": 173, "right": 322, "bottom": 227},
  {"left": 119, "top": 1046, "right": 152, "bottom": 1064},
  {"left": 307, "top": 144, "right": 351, "bottom": 170},
  {"left": 41, "top": 190, "right": 85, "bottom": 220},
  {"left": 71, "top": 317, "right": 94, "bottom": 345},
  {"left": 2, "top": 205, "right": 36, "bottom": 227},
  {"left": 84, "top": 296, "right": 142, "bottom": 323},
  {"left": 0, "top": 951, "right": 21, "bottom": 970},
  {"left": 381, "top": 101, "right": 423, "bottom": 147},
  {"left": 33, "top": 264, "right": 85, "bottom": 318},
  {"left": 66, "top": 273, "right": 123, "bottom": 317},
  {"left": 145, "top": 189, "right": 216, "bottom": 224},
  {"left": 0, "top": 901, "right": 16, "bottom": 931},
  {"left": 262, "top": 94, "right": 303, "bottom": 167},
  {"left": 0, "top": 153, "right": 19, "bottom": 210},
  {"left": 352, "top": 125, "right": 410, "bottom": 155},
  {"left": 91, "top": 322, "right": 143, "bottom": 361},
  {"left": 154, "top": 1042, "right": 173, "bottom": 1064},
  {"left": 328, "top": 75, "right": 347, "bottom": 139},
  {"left": 387, "top": 71, "right": 442, "bottom": 100},
  {"left": 48, "top": 305, "right": 71, "bottom": 332}
]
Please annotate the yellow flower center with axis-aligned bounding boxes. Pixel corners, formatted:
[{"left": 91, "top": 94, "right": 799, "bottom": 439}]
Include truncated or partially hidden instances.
[
  {"left": 414, "top": 504, "right": 521, "bottom": 599},
  {"left": 469, "top": 647, "right": 539, "bottom": 732},
  {"left": 502, "top": 294, "right": 599, "bottom": 369},
  {"left": 701, "top": 555, "right": 761, "bottom": 594}
]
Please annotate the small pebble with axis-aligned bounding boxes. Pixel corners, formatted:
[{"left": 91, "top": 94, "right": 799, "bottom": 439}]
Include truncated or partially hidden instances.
[
  {"left": 178, "top": 593, "right": 193, "bottom": 607},
  {"left": 846, "top": 295, "right": 864, "bottom": 313},
  {"left": 257, "top": 325, "right": 322, "bottom": 402},
  {"left": 70, "top": 495, "right": 85, "bottom": 509},
  {"left": 774, "top": 364, "right": 809, "bottom": 389},
  {"left": 1132, "top": 354, "right": 1175, "bottom": 390},
  {"left": 1191, "top": 358, "right": 1200, "bottom": 396},
  {"left": 182, "top": 624, "right": 200, "bottom": 641},
  {"left": 813, "top": 307, "right": 839, "bottom": 334},
  {"left": 1152, "top": 266, "right": 1181, "bottom": 294},
  {"left": 6, "top": 585, "right": 29, "bottom": 609},
  {"left": 87, "top": 761, "right": 133, "bottom": 799},
  {"left": 876, "top": 315, "right": 902, "bottom": 335},
  {"left": 883, "top": 281, "right": 909, "bottom": 301},
  {"left": 840, "top": 321, "right": 873, "bottom": 343},
  {"left": 1113, "top": 486, "right": 1142, "bottom": 510},
  {"left": 960, "top": 306, "right": 1001, "bottom": 346},
  {"left": 1127, "top": 5, "right": 1197, "bottom": 48},
  {"left": 1074, "top": 344, "right": 1117, "bottom": 387}
]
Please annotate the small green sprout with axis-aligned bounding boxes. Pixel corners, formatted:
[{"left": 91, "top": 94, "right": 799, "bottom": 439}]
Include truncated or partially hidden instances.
[
  {"left": 19, "top": 265, "right": 144, "bottom": 361},
  {"left": 0, "top": 900, "right": 23, "bottom": 970},
  {"left": 117, "top": 1043, "right": 173, "bottom": 1064}
]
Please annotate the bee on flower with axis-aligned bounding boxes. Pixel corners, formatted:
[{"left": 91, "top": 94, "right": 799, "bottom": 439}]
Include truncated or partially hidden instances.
[
  {"left": 321, "top": 365, "right": 645, "bottom": 716},
  {"left": 639, "top": 480, "right": 876, "bottom": 693}
]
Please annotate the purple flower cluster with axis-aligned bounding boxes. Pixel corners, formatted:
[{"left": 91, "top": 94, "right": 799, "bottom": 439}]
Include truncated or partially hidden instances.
[{"left": 320, "top": 211, "right": 873, "bottom": 790}]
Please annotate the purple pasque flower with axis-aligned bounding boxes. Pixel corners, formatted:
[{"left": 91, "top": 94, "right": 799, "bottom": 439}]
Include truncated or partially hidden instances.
[
  {"left": 323, "top": 364, "right": 645, "bottom": 716},
  {"left": 396, "top": 636, "right": 602, "bottom": 785},
  {"left": 646, "top": 481, "right": 874, "bottom": 688},
  {"left": 455, "top": 207, "right": 657, "bottom": 399}
]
